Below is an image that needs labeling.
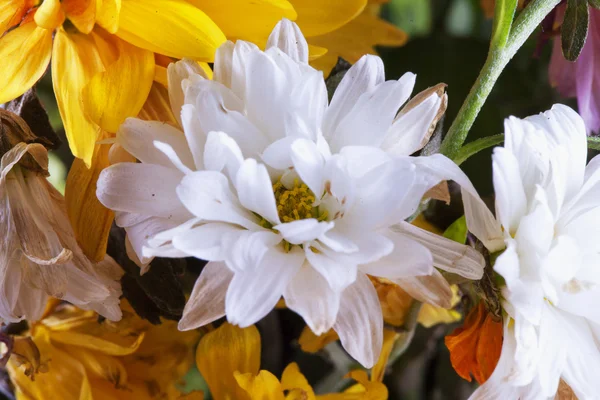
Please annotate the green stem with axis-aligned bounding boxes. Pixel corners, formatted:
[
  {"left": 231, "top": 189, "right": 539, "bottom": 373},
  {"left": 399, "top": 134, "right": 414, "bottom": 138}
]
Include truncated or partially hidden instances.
[
  {"left": 588, "top": 137, "right": 600, "bottom": 150},
  {"left": 454, "top": 134, "right": 505, "bottom": 165},
  {"left": 440, "top": 0, "right": 562, "bottom": 160}
]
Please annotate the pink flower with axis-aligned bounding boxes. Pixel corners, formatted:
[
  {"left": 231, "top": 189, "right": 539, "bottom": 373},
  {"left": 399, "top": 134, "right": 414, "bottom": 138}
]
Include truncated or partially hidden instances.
[{"left": 549, "top": 6, "right": 600, "bottom": 135}]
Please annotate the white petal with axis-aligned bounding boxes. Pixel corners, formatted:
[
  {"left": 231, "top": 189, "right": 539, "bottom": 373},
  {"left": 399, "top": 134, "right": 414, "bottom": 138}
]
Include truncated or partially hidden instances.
[
  {"left": 338, "top": 146, "right": 391, "bottom": 178},
  {"left": 393, "top": 221, "right": 484, "bottom": 280},
  {"left": 230, "top": 40, "right": 260, "bottom": 102},
  {"left": 323, "top": 55, "right": 384, "bottom": 139},
  {"left": 204, "top": 131, "right": 244, "bottom": 179},
  {"left": 226, "top": 246, "right": 304, "bottom": 326},
  {"left": 359, "top": 229, "right": 433, "bottom": 279},
  {"left": 284, "top": 263, "right": 341, "bottom": 335},
  {"left": 172, "top": 222, "right": 242, "bottom": 261},
  {"left": 180, "top": 104, "right": 206, "bottom": 170},
  {"left": 329, "top": 73, "right": 415, "bottom": 151},
  {"left": 266, "top": 18, "right": 308, "bottom": 64},
  {"left": 333, "top": 272, "right": 383, "bottom": 368},
  {"left": 235, "top": 159, "right": 281, "bottom": 225},
  {"left": 213, "top": 40, "right": 234, "bottom": 88},
  {"left": 176, "top": 170, "right": 260, "bottom": 229},
  {"left": 411, "top": 154, "right": 505, "bottom": 252},
  {"left": 492, "top": 147, "right": 527, "bottom": 235},
  {"left": 153, "top": 140, "right": 192, "bottom": 174},
  {"left": 224, "top": 229, "right": 282, "bottom": 272},
  {"left": 167, "top": 58, "right": 207, "bottom": 125},
  {"left": 305, "top": 243, "right": 357, "bottom": 292},
  {"left": 396, "top": 269, "right": 453, "bottom": 308},
  {"left": 117, "top": 118, "right": 195, "bottom": 169},
  {"left": 97, "top": 163, "right": 187, "bottom": 218},
  {"left": 274, "top": 219, "right": 333, "bottom": 245},
  {"left": 291, "top": 138, "right": 325, "bottom": 197},
  {"left": 382, "top": 92, "right": 441, "bottom": 156},
  {"left": 178, "top": 262, "right": 233, "bottom": 330},
  {"left": 262, "top": 136, "right": 299, "bottom": 170}
]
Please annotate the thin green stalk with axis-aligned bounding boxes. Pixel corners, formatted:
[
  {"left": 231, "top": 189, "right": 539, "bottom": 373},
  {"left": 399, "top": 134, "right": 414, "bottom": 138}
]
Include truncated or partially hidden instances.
[
  {"left": 588, "top": 137, "right": 600, "bottom": 150},
  {"left": 440, "top": 0, "right": 562, "bottom": 160},
  {"left": 454, "top": 134, "right": 505, "bottom": 165}
]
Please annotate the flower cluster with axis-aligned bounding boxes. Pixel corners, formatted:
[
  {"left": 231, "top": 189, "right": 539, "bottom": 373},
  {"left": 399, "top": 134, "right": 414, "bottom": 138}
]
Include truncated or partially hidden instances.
[{"left": 2, "top": 1, "right": 600, "bottom": 400}]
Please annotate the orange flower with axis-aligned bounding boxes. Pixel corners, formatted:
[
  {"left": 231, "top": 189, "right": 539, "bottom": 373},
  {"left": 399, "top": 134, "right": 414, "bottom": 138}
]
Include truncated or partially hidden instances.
[{"left": 444, "top": 302, "right": 502, "bottom": 384}]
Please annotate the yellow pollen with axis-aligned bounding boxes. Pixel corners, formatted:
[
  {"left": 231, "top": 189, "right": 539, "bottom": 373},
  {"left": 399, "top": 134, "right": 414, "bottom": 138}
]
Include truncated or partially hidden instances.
[{"left": 273, "top": 179, "right": 316, "bottom": 223}]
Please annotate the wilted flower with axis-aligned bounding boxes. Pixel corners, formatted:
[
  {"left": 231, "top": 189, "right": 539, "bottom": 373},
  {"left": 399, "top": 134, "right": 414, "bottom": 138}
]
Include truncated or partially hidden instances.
[
  {"left": 195, "top": 322, "right": 388, "bottom": 400},
  {"left": 97, "top": 19, "right": 486, "bottom": 367},
  {"left": 464, "top": 105, "right": 600, "bottom": 398},
  {"left": 0, "top": 110, "right": 122, "bottom": 323},
  {"left": 549, "top": 5, "right": 600, "bottom": 135},
  {"left": 0, "top": 0, "right": 405, "bottom": 166},
  {"left": 7, "top": 301, "right": 199, "bottom": 399}
]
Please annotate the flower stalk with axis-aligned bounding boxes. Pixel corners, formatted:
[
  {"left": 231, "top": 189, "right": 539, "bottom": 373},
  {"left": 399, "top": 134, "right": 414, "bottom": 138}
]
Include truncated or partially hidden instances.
[{"left": 440, "top": 0, "right": 562, "bottom": 161}]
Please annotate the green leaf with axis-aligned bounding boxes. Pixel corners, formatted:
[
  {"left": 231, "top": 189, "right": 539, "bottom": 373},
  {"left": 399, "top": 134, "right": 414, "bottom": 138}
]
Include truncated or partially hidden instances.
[
  {"left": 589, "top": 0, "right": 600, "bottom": 9},
  {"left": 491, "top": 0, "right": 519, "bottom": 49},
  {"left": 588, "top": 136, "right": 600, "bottom": 150},
  {"left": 562, "top": 0, "right": 590, "bottom": 61},
  {"left": 443, "top": 216, "right": 468, "bottom": 244}
]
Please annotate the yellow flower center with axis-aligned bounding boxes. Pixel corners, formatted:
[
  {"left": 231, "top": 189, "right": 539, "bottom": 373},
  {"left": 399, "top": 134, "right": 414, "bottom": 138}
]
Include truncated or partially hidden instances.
[{"left": 273, "top": 180, "right": 316, "bottom": 223}]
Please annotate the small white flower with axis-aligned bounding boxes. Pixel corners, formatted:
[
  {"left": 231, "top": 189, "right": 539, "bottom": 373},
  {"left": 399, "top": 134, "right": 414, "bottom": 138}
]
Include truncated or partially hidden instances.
[
  {"left": 0, "top": 135, "right": 122, "bottom": 323},
  {"left": 465, "top": 105, "right": 600, "bottom": 399},
  {"left": 97, "top": 19, "right": 485, "bottom": 367}
]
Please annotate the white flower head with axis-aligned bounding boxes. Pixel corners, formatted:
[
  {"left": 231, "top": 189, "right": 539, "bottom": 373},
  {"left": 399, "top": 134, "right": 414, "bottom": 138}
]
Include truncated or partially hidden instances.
[
  {"left": 97, "top": 19, "right": 485, "bottom": 367},
  {"left": 465, "top": 105, "right": 600, "bottom": 399},
  {"left": 0, "top": 117, "right": 123, "bottom": 323}
]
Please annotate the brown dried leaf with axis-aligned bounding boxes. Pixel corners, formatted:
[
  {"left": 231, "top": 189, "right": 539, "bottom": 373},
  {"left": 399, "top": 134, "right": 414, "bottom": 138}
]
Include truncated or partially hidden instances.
[{"left": 424, "top": 181, "right": 451, "bottom": 204}]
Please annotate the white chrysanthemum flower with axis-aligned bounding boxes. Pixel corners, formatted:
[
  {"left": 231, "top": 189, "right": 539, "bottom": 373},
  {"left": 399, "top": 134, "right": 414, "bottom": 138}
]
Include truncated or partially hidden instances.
[
  {"left": 464, "top": 105, "right": 600, "bottom": 399},
  {"left": 97, "top": 19, "right": 486, "bottom": 367},
  {"left": 0, "top": 136, "right": 123, "bottom": 323}
]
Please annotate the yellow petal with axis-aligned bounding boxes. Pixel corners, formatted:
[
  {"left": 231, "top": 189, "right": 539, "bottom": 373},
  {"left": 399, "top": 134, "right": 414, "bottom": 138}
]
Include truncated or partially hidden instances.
[
  {"left": 96, "top": 0, "right": 121, "bottom": 33},
  {"left": 288, "top": 0, "right": 366, "bottom": 37},
  {"left": 68, "top": 347, "right": 129, "bottom": 388},
  {"left": 235, "top": 370, "right": 285, "bottom": 400},
  {"left": 371, "top": 329, "right": 399, "bottom": 383},
  {"left": 65, "top": 135, "right": 114, "bottom": 262},
  {"left": 62, "top": 0, "right": 97, "bottom": 34},
  {"left": 298, "top": 327, "right": 339, "bottom": 353},
  {"left": 417, "top": 285, "right": 462, "bottom": 328},
  {"left": 0, "top": 22, "right": 52, "bottom": 104},
  {"left": 138, "top": 82, "right": 178, "bottom": 125},
  {"left": 280, "top": 363, "right": 315, "bottom": 400},
  {"left": 308, "top": 51, "right": 338, "bottom": 76},
  {"left": 307, "top": 11, "right": 407, "bottom": 63},
  {"left": 48, "top": 329, "right": 145, "bottom": 356},
  {"left": 196, "top": 323, "right": 261, "bottom": 400},
  {"left": 34, "top": 0, "right": 65, "bottom": 29},
  {"left": 52, "top": 28, "right": 105, "bottom": 165},
  {"left": 0, "top": 0, "right": 33, "bottom": 35},
  {"left": 308, "top": 44, "right": 328, "bottom": 60},
  {"left": 82, "top": 34, "right": 154, "bottom": 133},
  {"left": 187, "top": 0, "right": 296, "bottom": 45},
  {"left": 116, "top": 0, "right": 226, "bottom": 61}
]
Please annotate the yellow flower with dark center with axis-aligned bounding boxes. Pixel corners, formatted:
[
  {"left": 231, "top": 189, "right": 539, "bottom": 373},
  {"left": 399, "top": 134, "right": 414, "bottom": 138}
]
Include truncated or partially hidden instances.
[
  {"left": 196, "top": 322, "right": 388, "bottom": 400},
  {"left": 7, "top": 301, "right": 200, "bottom": 400}
]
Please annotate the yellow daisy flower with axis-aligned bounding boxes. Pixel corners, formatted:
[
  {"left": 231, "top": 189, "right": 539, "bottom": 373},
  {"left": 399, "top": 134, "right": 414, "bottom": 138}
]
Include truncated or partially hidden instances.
[
  {"left": 195, "top": 322, "right": 388, "bottom": 400},
  {"left": 7, "top": 300, "right": 200, "bottom": 400}
]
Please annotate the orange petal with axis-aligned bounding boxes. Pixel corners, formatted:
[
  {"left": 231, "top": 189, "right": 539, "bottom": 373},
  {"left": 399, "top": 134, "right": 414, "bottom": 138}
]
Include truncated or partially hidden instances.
[
  {"left": 298, "top": 326, "right": 339, "bottom": 353},
  {"left": 371, "top": 329, "right": 399, "bottom": 383},
  {"left": 82, "top": 33, "right": 155, "bottom": 133},
  {"left": 65, "top": 134, "right": 114, "bottom": 262},
  {"left": 444, "top": 303, "right": 487, "bottom": 383},
  {"left": 0, "top": 22, "right": 52, "bottom": 104},
  {"left": 138, "top": 82, "right": 178, "bottom": 125},
  {"left": 0, "top": 0, "right": 35, "bottom": 35},
  {"left": 475, "top": 313, "right": 503, "bottom": 384}
]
